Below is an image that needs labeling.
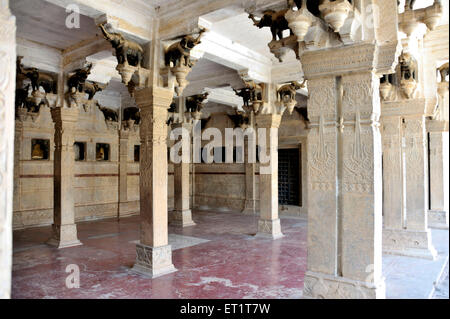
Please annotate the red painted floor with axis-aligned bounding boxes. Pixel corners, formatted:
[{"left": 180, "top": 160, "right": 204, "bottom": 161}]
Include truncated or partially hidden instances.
[{"left": 12, "top": 211, "right": 308, "bottom": 299}]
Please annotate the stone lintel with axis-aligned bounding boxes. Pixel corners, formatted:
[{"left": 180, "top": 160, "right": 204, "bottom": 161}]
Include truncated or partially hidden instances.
[
  {"left": 300, "top": 42, "right": 377, "bottom": 79},
  {"left": 427, "top": 119, "right": 449, "bottom": 133},
  {"left": 383, "top": 229, "right": 437, "bottom": 260},
  {"left": 303, "top": 271, "right": 386, "bottom": 299},
  {"left": 131, "top": 244, "right": 177, "bottom": 279},
  {"left": 381, "top": 98, "right": 437, "bottom": 117}
]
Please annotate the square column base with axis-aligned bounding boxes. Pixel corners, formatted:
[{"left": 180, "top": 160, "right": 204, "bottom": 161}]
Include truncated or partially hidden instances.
[
  {"left": 383, "top": 229, "right": 437, "bottom": 260},
  {"left": 169, "top": 210, "right": 196, "bottom": 227},
  {"left": 255, "top": 219, "right": 284, "bottom": 240},
  {"left": 428, "top": 210, "right": 449, "bottom": 229},
  {"left": 47, "top": 224, "right": 82, "bottom": 249},
  {"left": 303, "top": 271, "right": 386, "bottom": 299},
  {"left": 241, "top": 201, "right": 257, "bottom": 215},
  {"left": 130, "top": 244, "right": 177, "bottom": 279}
]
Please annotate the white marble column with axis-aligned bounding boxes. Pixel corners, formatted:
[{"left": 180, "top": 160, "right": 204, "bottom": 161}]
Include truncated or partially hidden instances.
[
  {"left": 302, "top": 69, "right": 385, "bottom": 298},
  {"left": 131, "top": 86, "right": 177, "bottom": 278},
  {"left": 381, "top": 116, "right": 404, "bottom": 231},
  {"left": 241, "top": 133, "right": 257, "bottom": 215},
  {"left": 170, "top": 122, "right": 196, "bottom": 227},
  {"left": 118, "top": 128, "right": 129, "bottom": 218},
  {"left": 0, "top": 0, "right": 16, "bottom": 299},
  {"left": 386, "top": 115, "right": 437, "bottom": 259},
  {"left": 48, "top": 107, "right": 82, "bottom": 249},
  {"left": 428, "top": 130, "right": 449, "bottom": 229},
  {"left": 255, "top": 114, "right": 283, "bottom": 240}
]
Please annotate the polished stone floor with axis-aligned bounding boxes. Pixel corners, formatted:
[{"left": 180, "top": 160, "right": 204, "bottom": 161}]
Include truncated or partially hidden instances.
[
  {"left": 11, "top": 210, "right": 449, "bottom": 299},
  {"left": 12, "top": 211, "right": 307, "bottom": 299}
]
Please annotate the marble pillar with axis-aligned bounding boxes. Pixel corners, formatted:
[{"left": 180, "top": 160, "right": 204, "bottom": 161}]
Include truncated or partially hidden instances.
[
  {"left": 428, "top": 130, "right": 449, "bottom": 229},
  {"left": 118, "top": 128, "right": 129, "bottom": 218},
  {"left": 381, "top": 116, "right": 404, "bottom": 232},
  {"left": 170, "top": 122, "right": 196, "bottom": 227},
  {"left": 242, "top": 134, "right": 257, "bottom": 215},
  {"left": 255, "top": 114, "right": 283, "bottom": 240},
  {"left": 301, "top": 45, "right": 385, "bottom": 298},
  {"left": 131, "top": 86, "right": 177, "bottom": 278},
  {"left": 384, "top": 115, "right": 437, "bottom": 259},
  {"left": 0, "top": 0, "right": 16, "bottom": 299},
  {"left": 48, "top": 107, "right": 82, "bottom": 249}
]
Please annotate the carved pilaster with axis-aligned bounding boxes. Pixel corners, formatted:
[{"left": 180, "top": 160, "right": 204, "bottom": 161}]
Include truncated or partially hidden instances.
[
  {"left": 170, "top": 122, "right": 195, "bottom": 227},
  {"left": 384, "top": 115, "right": 437, "bottom": 260},
  {"left": 301, "top": 45, "right": 385, "bottom": 298},
  {"left": 118, "top": 128, "right": 129, "bottom": 218},
  {"left": 131, "top": 86, "right": 177, "bottom": 278},
  {"left": 428, "top": 131, "right": 449, "bottom": 229},
  {"left": 242, "top": 129, "right": 257, "bottom": 215},
  {"left": 0, "top": 0, "right": 16, "bottom": 299},
  {"left": 48, "top": 106, "right": 82, "bottom": 249},
  {"left": 255, "top": 113, "right": 283, "bottom": 240},
  {"left": 381, "top": 116, "right": 403, "bottom": 231}
]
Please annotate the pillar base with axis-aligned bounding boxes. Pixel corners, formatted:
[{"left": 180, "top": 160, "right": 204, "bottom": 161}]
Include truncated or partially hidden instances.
[
  {"left": 303, "top": 271, "right": 386, "bottom": 299},
  {"left": 255, "top": 219, "right": 284, "bottom": 240},
  {"left": 241, "top": 201, "right": 257, "bottom": 215},
  {"left": 428, "top": 210, "right": 449, "bottom": 229},
  {"left": 47, "top": 224, "right": 82, "bottom": 249},
  {"left": 131, "top": 244, "right": 177, "bottom": 279},
  {"left": 383, "top": 229, "right": 437, "bottom": 260},
  {"left": 169, "top": 210, "right": 196, "bottom": 227}
]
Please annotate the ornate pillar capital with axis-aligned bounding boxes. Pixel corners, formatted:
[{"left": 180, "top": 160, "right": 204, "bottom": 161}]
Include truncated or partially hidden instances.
[
  {"left": 255, "top": 113, "right": 282, "bottom": 129},
  {"left": 134, "top": 86, "right": 174, "bottom": 110}
]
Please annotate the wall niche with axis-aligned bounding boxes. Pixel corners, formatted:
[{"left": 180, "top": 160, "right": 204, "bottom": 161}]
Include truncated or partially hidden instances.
[
  {"left": 31, "top": 139, "right": 50, "bottom": 160},
  {"left": 74, "top": 142, "right": 87, "bottom": 161},
  {"left": 134, "top": 145, "right": 140, "bottom": 162},
  {"left": 96, "top": 143, "right": 110, "bottom": 161}
]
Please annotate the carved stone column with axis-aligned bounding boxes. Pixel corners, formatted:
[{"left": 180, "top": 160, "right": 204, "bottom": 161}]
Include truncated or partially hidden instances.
[
  {"left": 241, "top": 134, "right": 257, "bottom": 215},
  {"left": 384, "top": 115, "right": 437, "bottom": 259},
  {"left": 0, "top": 0, "right": 16, "bottom": 299},
  {"left": 381, "top": 116, "right": 404, "bottom": 231},
  {"left": 48, "top": 107, "right": 82, "bottom": 249},
  {"left": 428, "top": 130, "right": 449, "bottom": 229},
  {"left": 301, "top": 44, "right": 385, "bottom": 299},
  {"left": 131, "top": 86, "right": 177, "bottom": 278},
  {"left": 170, "top": 122, "right": 196, "bottom": 227},
  {"left": 255, "top": 113, "right": 283, "bottom": 240},
  {"left": 118, "top": 128, "right": 129, "bottom": 218}
]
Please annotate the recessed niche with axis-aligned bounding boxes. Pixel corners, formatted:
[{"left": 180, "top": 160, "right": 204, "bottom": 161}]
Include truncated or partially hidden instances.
[
  {"left": 31, "top": 139, "right": 50, "bottom": 160},
  {"left": 96, "top": 143, "right": 110, "bottom": 161},
  {"left": 134, "top": 145, "right": 140, "bottom": 162},
  {"left": 74, "top": 142, "right": 86, "bottom": 161}
]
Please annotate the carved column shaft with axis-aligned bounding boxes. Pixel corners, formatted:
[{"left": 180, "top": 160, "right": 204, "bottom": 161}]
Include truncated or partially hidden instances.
[
  {"left": 118, "top": 128, "right": 129, "bottom": 218},
  {"left": 303, "top": 71, "right": 385, "bottom": 299},
  {"left": 340, "top": 73, "right": 384, "bottom": 284},
  {"left": 0, "top": 0, "right": 16, "bottom": 299},
  {"left": 242, "top": 134, "right": 257, "bottom": 215},
  {"left": 428, "top": 131, "right": 449, "bottom": 228},
  {"left": 131, "top": 86, "right": 177, "bottom": 278},
  {"left": 403, "top": 115, "right": 429, "bottom": 230},
  {"left": 48, "top": 107, "right": 82, "bottom": 249},
  {"left": 381, "top": 116, "right": 404, "bottom": 230},
  {"left": 171, "top": 122, "right": 195, "bottom": 227},
  {"left": 255, "top": 113, "right": 283, "bottom": 239}
]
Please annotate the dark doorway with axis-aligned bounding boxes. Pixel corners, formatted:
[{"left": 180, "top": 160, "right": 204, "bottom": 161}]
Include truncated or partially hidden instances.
[{"left": 278, "top": 148, "right": 301, "bottom": 206}]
